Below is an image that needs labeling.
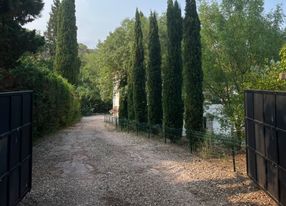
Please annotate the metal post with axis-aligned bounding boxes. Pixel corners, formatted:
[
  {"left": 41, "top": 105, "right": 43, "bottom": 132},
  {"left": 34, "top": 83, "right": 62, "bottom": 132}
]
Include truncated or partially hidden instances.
[
  {"left": 127, "top": 120, "right": 129, "bottom": 133},
  {"left": 232, "top": 145, "right": 236, "bottom": 172},
  {"left": 136, "top": 123, "right": 139, "bottom": 136}
]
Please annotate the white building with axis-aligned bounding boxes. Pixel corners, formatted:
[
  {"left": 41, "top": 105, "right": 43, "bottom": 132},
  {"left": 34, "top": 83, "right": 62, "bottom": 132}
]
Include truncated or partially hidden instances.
[{"left": 111, "top": 81, "right": 120, "bottom": 117}]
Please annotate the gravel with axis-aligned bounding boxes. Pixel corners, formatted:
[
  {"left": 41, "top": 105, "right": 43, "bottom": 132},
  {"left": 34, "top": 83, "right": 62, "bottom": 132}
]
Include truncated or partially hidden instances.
[{"left": 19, "top": 115, "right": 276, "bottom": 206}]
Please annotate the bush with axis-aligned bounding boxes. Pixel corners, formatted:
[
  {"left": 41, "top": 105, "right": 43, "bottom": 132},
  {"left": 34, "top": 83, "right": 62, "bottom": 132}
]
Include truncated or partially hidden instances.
[
  {"left": 10, "top": 57, "right": 81, "bottom": 139},
  {"left": 77, "top": 86, "right": 112, "bottom": 116}
]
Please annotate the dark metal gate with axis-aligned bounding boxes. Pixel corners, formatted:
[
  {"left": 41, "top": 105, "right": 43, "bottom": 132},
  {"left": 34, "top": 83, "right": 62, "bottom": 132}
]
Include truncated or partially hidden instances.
[
  {"left": 245, "top": 90, "right": 286, "bottom": 205},
  {"left": 0, "top": 91, "right": 33, "bottom": 206}
]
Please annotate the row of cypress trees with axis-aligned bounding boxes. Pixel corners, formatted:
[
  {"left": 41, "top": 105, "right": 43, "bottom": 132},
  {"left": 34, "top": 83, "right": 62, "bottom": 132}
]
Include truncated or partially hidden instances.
[
  {"left": 46, "top": 0, "right": 80, "bottom": 85},
  {"left": 121, "top": 0, "right": 204, "bottom": 147}
]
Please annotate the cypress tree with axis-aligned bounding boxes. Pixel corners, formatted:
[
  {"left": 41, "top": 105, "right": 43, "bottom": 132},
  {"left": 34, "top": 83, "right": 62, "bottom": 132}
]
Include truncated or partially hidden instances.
[
  {"left": 54, "top": 0, "right": 80, "bottom": 85},
  {"left": 132, "top": 10, "right": 147, "bottom": 123},
  {"left": 163, "top": 0, "right": 183, "bottom": 142},
  {"left": 45, "top": 0, "right": 60, "bottom": 59},
  {"left": 127, "top": 67, "right": 135, "bottom": 120},
  {"left": 119, "top": 87, "right": 128, "bottom": 120},
  {"left": 183, "top": 0, "right": 204, "bottom": 147},
  {"left": 147, "top": 12, "right": 162, "bottom": 126}
]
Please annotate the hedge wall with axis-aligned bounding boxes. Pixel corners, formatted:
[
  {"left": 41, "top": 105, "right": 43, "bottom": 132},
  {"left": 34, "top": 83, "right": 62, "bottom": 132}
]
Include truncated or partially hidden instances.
[{"left": 10, "top": 58, "right": 81, "bottom": 139}]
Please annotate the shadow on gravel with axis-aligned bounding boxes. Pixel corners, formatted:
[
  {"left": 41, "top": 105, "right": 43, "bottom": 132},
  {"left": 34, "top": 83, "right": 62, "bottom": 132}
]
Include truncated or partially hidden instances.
[{"left": 183, "top": 175, "right": 265, "bottom": 205}]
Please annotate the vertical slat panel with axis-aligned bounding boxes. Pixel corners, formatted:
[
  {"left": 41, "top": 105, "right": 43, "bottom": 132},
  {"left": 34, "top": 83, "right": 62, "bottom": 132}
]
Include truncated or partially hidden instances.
[
  {"left": 0, "top": 96, "right": 10, "bottom": 134},
  {"left": 0, "top": 177, "right": 8, "bottom": 205},
  {"left": 245, "top": 90, "right": 285, "bottom": 205},
  {"left": 0, "top": 91, "right": 32, "bottom": 206},
  {"left": 0, "top": 136, "right": 9, "bottom": 177}
]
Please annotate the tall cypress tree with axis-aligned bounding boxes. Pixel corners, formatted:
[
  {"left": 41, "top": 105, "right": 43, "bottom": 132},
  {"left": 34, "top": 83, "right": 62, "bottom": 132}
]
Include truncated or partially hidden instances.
[
  {"left": 45, "top": 0, "right": 60, "bottom": 59},
  {"left": 133, "top": 10, "right": 147, "bottom": 123},
  {"left": 127, "top": 66, "right": 135, "bottom": 120},
  {"left": 147, "top": 12, "right": 162, "bottom": 126},
  {"left": 54, "top": 0, "right": 80, "bottom": 85},
  {"left": 119, "top": 87, "right": 128, "bottom": 120},
  {"left": 183, "top": 0, "right": 204, "bottom": 147},
  {"left": 163, "top": 0, "right": 183, "bottom": 142}
]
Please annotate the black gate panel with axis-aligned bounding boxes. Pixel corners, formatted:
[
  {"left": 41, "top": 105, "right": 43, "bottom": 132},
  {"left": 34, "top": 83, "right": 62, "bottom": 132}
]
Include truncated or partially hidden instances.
[
  {"left": 0, "top": 91, "right": 33, "bottom": 206},
  {"left": 245, "top": 90, "right": 286, "bottom": 205}
]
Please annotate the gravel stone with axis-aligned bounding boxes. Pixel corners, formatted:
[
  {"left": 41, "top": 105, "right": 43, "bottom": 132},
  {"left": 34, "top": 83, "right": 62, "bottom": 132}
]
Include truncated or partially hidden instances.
[{"left": 19, "top": 115, "right": 276, "bottom": 206}]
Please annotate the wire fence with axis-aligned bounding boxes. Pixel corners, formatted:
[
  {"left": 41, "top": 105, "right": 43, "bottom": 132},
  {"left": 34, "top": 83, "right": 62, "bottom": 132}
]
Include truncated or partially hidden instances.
[{"left": 104, "top": 115, "right": 246, "bottom": 172}]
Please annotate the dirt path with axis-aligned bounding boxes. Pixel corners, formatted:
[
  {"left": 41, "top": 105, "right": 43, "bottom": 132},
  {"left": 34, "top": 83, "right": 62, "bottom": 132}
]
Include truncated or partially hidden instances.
[{"left": 20, "top": 115, "right": 275, "bottom": 206}]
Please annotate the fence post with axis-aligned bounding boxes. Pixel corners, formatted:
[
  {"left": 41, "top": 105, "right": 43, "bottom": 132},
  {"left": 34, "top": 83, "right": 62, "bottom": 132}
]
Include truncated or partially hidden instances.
[
  {"left": 232, "top": 145, "right": 236, "bottom": 172},
  {"left": 136, "top": 122, "right": 139, "bottom": 136}
]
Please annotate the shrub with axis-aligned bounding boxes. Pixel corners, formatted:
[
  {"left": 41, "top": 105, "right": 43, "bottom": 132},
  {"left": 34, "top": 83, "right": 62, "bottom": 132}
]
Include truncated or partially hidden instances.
[
  {"left": 77, "top": 86, "right": 112, "bottom": 116},
  {"left": 10, "top": 57, "right": 81, "bottom": 139}
]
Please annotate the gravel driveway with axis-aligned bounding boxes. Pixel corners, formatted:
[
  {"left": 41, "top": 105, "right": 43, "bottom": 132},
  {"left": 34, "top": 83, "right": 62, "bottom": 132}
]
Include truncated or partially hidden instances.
[{"left": 20, "top": 115, "right": 275, "bottom": 206}]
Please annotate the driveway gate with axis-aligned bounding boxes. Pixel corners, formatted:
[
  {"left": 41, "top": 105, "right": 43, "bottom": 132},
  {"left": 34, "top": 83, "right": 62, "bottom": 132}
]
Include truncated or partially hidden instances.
[
  {"left": 0, "top": 91, "right": 33, "bottom": 206},
  {"left": 245, "top": 90, "right": 286, "bottom": 205}
]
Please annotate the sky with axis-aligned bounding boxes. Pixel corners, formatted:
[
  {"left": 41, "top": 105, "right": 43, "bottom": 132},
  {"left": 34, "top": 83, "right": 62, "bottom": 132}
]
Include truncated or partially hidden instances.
[{"left": 25, "top": 0, "right": 285, "bottom": 49}]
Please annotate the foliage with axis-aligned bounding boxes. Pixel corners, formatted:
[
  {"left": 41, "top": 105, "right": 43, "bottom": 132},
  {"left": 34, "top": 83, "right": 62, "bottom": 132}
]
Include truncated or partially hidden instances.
[
  {"left": 0, "top": 0, "right": 44, "bottom": 70},
  {"left": 244, "top": 61, "right": 286, "bottom": 90},
  {"left": 183, "top": 0, "right": 204, "bottom": 147},
  {"left": 10, "top": 56, "right": 81, "bottom": 139},
  {"left": 45, "top": 0, "right": 61, "bottom": 60},
  {"left": 200, "top": 0, "right": 285, "bottom": 140},
  {"left": 132, "top": 10, "right": 147, "bottom": 123},
  {"left": 54, "top": 0, "right": 80, "bottom": 85},
  {"left": 163, "top": 0, "right": 184, "bottom": 142},
  {"left": 77, "top": 45, "right": 112, "bottom": 115},
  {"left": 119, "top": 87, "right": 128, "bottom": 119},
  {"left": 147, "top": 12, "right": 163, "bottom": 126},
  {"left": 127, "top": 66, "right": 135, "bottom": 120}
]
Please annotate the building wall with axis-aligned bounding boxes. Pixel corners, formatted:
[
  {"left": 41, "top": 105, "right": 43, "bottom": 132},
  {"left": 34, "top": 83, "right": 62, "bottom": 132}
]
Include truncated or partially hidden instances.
[{"left": 112, "top": 81, "right": 120, "bottom": 117}]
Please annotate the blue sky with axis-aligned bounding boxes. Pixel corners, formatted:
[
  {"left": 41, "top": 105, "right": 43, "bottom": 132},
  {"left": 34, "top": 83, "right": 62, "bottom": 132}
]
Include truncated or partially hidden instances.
[{"left": 25, "top": 0, "right": 285, "bottom": 49}]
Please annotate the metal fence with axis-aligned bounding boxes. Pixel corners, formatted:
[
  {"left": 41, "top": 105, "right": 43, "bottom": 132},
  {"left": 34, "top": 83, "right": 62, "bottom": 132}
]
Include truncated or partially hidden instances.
[
  {"left": 0, "top": 91, "right": 33, "bottom": 206},
  {"left": 245, "top": 90, "right": 286, "bottom": 206},
  {"left": 104, "top": 115, "right": 243, "bottom": 172}
]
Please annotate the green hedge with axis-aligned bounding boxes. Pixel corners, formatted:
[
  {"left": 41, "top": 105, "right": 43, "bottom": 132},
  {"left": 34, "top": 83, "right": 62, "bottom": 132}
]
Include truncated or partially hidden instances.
[{"left": 11, "top": 58, "right": 81, "bottom": 139}]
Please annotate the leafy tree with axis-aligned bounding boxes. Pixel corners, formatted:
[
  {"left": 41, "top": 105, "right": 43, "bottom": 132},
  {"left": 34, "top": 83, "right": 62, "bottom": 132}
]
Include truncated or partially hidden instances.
[
  {"left": 0, "top": 0, "right": 44, "bottom": 70},
  {"left": 147, "top": 12, "right": 163, "bottom": 126},
  {"left": 163, "top": 0, "right": 183, "bottom": 142},
  {"left": 183, "top": 0, "right": 204, "bottom": 147},
  {"left": 89, "top": 15, "right": 167, "bottom": 107},
  {"left": 54, "top": 0, "right": 80, "bottom": 85},
  {"left": 200, "top": 0, "right": 285, "bottom": 141},
  {"left": 133, "top": 9, "right": 147, "bottom": 123},
  {"left": 77, "top": 45, "right": 112, "bottom": 115},
  {"left": 45, "top": 0, "right": 61, "bottom": 59}
]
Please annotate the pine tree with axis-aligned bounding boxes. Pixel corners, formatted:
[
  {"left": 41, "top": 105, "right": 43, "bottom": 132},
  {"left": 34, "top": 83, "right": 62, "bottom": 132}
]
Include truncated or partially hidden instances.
[
  {"left": 162, "top": 0, "right": 183, "bottom": 142},
  {"left": 45, "top": 0, "right": 60, "bottom": 58},
  {"left": 54, "top": 0, "right": 80, "bottom": 85},
  {"left": 0, "top": 0, "right": 44, "bottom": 70},
  {"left": 183, "top": 0, "right": 204, "bottom": 147},
  {"left": 147, "top": 12, "right": 162, "bottom": 126},
  {"left": 133, "top": 9, "right": 147, "bottom": 123}
]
